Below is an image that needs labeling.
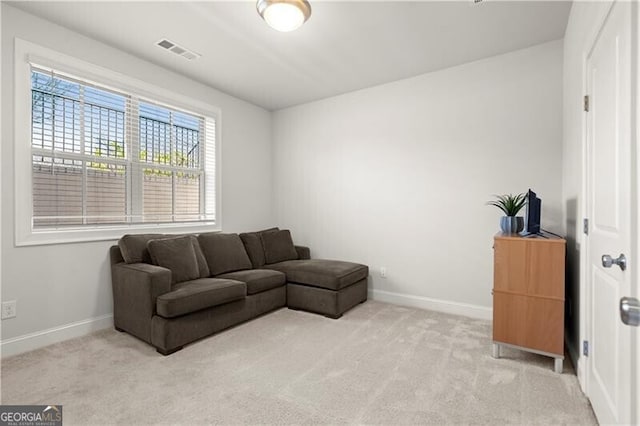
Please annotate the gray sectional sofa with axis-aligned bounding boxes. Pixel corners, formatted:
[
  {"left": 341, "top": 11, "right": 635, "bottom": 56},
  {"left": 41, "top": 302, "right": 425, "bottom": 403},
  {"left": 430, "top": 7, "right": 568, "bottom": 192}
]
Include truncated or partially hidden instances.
[{"left": 110, "top": 228, "right": 368, "bottom": 355}]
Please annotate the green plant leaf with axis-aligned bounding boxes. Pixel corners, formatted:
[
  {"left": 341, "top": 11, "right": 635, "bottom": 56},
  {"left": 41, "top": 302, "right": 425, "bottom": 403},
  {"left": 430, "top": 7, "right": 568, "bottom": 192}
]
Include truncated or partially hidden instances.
[{"left": 487, "top": 193, "right": 526, "bottom": 216}]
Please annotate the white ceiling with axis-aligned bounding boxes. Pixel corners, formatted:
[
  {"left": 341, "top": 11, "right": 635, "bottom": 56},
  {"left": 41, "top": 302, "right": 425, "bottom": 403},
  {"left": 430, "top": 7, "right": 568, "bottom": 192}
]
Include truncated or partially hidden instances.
[{"left": 11, "top": 1, "right": 571, "bottom": 110}]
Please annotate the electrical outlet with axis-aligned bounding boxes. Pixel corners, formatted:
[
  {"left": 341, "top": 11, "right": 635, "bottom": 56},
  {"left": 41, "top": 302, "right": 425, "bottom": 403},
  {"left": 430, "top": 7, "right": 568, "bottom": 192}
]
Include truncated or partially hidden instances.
[
  {"left": 2, "top": 301, "right": 16, "bottom": 319},
  {"left": 380, "top": 267, "right": 387, "bottom": 278}
]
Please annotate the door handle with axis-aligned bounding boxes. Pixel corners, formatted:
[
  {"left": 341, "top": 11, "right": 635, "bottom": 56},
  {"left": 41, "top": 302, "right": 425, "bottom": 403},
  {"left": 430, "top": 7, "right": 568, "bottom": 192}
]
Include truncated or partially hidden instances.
[
  {"left": 602, "top": 253, "right": 627, "bottom": 271},
  {"left": 620, "top": 297, "right": 640, "bottom": 326}
]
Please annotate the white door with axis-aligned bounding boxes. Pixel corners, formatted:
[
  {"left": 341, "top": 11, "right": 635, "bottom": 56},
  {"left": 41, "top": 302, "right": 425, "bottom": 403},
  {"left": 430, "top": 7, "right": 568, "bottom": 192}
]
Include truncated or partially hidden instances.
[
  {"left": 635, "top": 3, "right": 640, "bottom": 422},
  {"left": 585, "top": 1, "right": 633, "bottom": 424}
]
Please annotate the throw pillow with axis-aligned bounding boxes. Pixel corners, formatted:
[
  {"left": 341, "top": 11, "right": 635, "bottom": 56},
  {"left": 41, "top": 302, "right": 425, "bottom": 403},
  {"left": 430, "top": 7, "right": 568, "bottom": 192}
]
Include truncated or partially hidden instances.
[
  {"left": 147, "top": 236, "right": 200, "bottom": 284},
  {"left": 261, "top": 229, "right": 298, "bottom": 265},
  {"left": 240, "top": 227, "right": 279, "bottom": 268},
  {"left": 197, "top": 233, "right": 253, "bottom": 276},
  {"left": 118, "top": 234, "right": 164, "bottom": 264}
]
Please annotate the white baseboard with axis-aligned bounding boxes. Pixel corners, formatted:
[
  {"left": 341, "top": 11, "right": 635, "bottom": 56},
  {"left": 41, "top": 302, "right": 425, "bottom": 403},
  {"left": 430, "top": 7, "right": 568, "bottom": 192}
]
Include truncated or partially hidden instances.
[
  {"left": 0, "top": 292, "right": 490, "bottom": 357},
  {"left": 369, "top": 289, "right": 492, "bottom": 320},
  {"left": 1, "top": 314, "right": 113, "bottom": 358}
]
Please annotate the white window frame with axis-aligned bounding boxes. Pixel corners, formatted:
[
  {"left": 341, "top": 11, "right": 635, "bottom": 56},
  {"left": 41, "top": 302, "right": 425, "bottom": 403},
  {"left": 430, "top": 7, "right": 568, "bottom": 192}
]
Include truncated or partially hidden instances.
[{"left": 14, "top": 39, "right": 222, "bottom": 246}]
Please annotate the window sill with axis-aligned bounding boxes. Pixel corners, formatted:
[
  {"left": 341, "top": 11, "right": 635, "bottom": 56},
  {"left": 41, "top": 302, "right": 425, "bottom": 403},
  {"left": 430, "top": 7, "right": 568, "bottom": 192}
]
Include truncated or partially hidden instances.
[{"left": 15, "top": 222, "right": 221, "bottom": 247}]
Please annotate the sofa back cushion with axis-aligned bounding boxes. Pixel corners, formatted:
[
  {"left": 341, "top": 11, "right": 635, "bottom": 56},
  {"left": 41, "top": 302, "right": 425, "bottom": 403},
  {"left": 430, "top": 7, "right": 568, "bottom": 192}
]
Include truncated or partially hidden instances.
[
  {"left": 171, "top": 235, "right": 211, "bottom": 278},
  {"left": 147, "top": 236, "right": 200, "bottom": 284},
  {"left": 239, "top": 227, "right": 279, "bottom": 268},
  {"left": 198, "top": 232, "right": 253, "bottom": 276},
  {"left": 262, "top": 229, "right": 299, "bottom": 265},
  {"left": 118, "top": 234, "right": 164, "bottom": 264},
  {"left": 189, "top": 235, "right": 211, "bottom": 278},
  {"left": 117, "top": 234, "right": 209, "bottom": 277}
]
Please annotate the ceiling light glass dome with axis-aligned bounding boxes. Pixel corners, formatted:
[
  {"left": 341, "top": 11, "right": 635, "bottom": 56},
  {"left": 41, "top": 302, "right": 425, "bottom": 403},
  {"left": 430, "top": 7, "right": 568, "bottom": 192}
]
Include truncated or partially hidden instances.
[{"left": 257, "top": 0, "right": 311, "bottom": 32}]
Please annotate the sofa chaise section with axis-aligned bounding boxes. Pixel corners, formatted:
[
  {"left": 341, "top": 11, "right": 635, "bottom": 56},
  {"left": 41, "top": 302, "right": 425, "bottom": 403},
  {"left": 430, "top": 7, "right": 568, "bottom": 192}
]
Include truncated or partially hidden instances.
[
  {"left": 266, "top": 259, "right": 368, "bottom": 319},
  {"left": 243, "top": 228, "right": 369, "bottom": 319}
]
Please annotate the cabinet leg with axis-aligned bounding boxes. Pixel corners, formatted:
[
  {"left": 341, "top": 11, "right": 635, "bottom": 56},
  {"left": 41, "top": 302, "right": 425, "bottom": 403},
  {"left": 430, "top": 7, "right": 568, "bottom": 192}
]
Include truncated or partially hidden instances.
[
  {"left": 554, "top": 358, "right": 563, "bottom": 374},
  {"left": 492, "top": 343, "right": 501, "bottom": 359}
]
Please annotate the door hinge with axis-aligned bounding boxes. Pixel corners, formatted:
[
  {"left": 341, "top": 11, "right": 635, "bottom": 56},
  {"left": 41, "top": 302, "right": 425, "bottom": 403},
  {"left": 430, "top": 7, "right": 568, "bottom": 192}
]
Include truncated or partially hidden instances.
[
  {"left": 583, "top": 340, "right": 589, "bottom": 356},
  {"left": 584, "top": 95, "right": 590, "bottom": 112},
  {"left": 583, "top": 218, "right": 589, "bottom": 235}
]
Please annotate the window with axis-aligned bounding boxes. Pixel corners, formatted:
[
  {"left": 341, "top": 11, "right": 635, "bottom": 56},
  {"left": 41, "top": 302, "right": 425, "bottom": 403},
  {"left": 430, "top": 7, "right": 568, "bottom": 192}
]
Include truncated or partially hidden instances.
[
  {"left": 15, "top": 39, "right": 220, "bottom": 245},
  {"left": 31, "top": 69, "right": 215, "bottom": 228}
]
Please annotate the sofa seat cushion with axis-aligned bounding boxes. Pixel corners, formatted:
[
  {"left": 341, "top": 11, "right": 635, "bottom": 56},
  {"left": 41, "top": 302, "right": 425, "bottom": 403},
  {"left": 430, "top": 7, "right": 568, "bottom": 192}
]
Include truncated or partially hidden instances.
[
  {"left": 216, "top": 269, "right": 286, "bottom": 295},
  {"left": 266, "top": 259, "right": 368, "bottom": 291},
  {"left": 156, "top": 278, "right": 246, "bottom": 318}
]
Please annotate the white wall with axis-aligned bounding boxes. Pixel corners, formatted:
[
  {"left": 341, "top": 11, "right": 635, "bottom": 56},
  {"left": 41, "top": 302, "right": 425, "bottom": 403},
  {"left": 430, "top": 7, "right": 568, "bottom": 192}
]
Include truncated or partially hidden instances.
[
  {"left": 1, "top": 4, "right": 273, "bottom": 355},
  {"left": 273, "top": 40, "right": 564, "bottom": 317}
]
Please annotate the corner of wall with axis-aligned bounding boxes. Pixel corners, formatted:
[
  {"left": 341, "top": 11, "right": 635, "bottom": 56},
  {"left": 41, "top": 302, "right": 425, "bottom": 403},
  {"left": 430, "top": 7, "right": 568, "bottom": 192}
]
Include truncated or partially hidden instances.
[{"left": 0, "top": 0, "right": 4, "bottom": 361}]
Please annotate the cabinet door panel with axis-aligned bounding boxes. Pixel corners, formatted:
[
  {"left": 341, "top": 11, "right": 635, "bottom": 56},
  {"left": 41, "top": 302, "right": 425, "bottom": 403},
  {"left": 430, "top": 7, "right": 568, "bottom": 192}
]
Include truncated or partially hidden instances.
[
  {"left": 526, "top": 242, "right": 565, "bottom": 299},
  {"left": 493, "top": 238, "right": 527, "bottom": 293},
  {"left": 492, "top": 292, "right": 564, "bottom": 355}
]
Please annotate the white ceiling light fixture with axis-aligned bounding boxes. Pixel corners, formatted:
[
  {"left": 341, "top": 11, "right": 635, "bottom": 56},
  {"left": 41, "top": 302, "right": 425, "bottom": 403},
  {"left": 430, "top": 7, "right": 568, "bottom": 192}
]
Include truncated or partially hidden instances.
[{"left": 256, "top": 0, "right": 311, "bottom": 32}]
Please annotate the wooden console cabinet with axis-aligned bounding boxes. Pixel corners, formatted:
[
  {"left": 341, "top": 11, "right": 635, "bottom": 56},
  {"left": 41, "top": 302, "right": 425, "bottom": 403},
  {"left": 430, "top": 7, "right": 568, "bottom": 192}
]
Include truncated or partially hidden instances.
[{"left": 492, "top": 233, "right": 566, "bottom": 373}]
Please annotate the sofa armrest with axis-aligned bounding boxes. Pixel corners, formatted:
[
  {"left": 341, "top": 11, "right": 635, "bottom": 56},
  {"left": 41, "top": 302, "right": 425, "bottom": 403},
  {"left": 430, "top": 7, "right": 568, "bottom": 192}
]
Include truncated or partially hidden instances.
[
  {"left": 111, "top": 262, "right": 172, "bottom": 341},
  {"left": 295, "top": 245, "right": 311, "bottom": 260}
]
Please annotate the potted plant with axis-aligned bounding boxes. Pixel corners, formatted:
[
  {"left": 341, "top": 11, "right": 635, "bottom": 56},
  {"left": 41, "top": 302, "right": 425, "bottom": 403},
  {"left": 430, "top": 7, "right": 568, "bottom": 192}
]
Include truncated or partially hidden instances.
[{"left": 488, "top": 193, "right": 526, "bottom": 234}]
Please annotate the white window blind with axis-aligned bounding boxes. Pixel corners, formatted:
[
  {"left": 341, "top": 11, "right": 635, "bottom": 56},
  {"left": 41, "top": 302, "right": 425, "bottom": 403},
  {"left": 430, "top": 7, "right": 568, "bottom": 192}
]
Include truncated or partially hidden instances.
[{"left": 30, "top": 67, "right": 216, "bottom": 229}]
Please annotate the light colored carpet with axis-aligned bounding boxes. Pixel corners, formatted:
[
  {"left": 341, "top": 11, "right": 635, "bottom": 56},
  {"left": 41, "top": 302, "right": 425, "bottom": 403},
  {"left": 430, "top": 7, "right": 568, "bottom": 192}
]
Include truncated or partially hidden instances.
[{"left": 1, "top": 301, "right": 596, "bottom": 425}]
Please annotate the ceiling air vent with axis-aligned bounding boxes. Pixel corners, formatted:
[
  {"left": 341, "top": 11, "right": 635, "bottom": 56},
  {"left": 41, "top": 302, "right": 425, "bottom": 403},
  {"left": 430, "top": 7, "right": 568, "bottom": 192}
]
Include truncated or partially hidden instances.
[{"left": 156, "top": 39, "right": 201, "bottom": 61}]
